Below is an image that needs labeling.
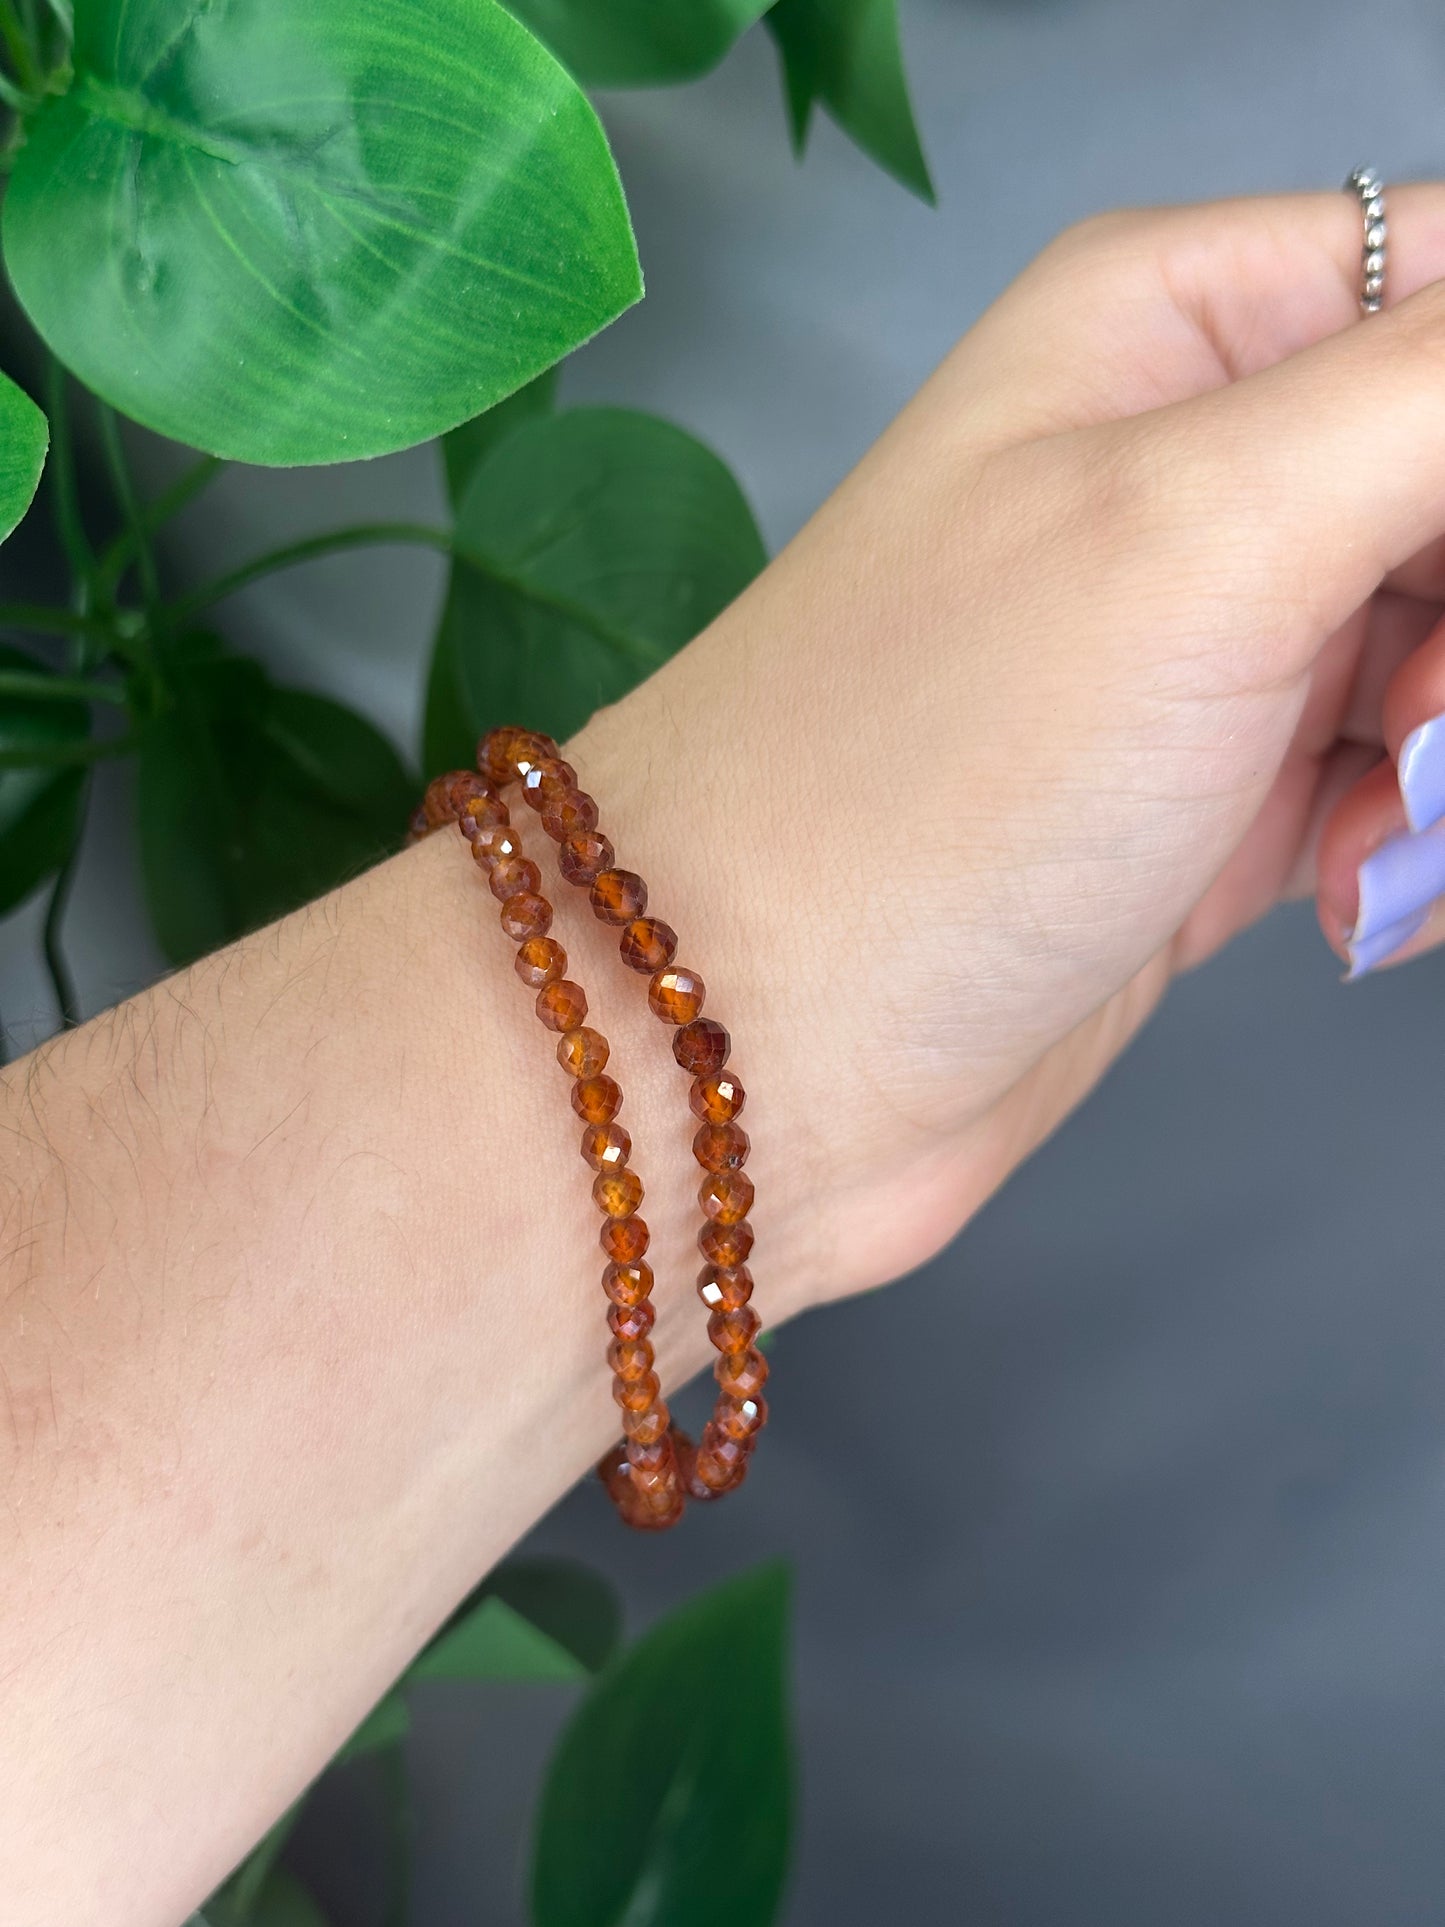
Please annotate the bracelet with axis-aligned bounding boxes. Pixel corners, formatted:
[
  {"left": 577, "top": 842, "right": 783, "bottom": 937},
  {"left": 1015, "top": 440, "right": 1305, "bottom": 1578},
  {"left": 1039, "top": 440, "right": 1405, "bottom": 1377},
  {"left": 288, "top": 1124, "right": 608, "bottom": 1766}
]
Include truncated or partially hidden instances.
[{"left": 410, "top": 728, "right": 768, "bottom": 1531}]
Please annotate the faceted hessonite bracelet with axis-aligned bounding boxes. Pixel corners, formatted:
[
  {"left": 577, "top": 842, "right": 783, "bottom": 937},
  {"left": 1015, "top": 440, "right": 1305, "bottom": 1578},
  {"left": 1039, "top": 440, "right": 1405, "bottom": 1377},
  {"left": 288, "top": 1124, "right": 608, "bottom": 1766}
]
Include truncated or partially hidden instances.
[{"left": 409, "top": 726, "right": 768, "bottom": 1531}]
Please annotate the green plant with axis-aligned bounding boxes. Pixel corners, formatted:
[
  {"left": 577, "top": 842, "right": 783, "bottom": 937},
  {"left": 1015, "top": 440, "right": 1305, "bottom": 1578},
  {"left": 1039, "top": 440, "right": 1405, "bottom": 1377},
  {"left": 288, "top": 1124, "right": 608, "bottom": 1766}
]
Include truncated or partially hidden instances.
[{"left": 0, "top": 0, "right": 926, "bottom": 1915}]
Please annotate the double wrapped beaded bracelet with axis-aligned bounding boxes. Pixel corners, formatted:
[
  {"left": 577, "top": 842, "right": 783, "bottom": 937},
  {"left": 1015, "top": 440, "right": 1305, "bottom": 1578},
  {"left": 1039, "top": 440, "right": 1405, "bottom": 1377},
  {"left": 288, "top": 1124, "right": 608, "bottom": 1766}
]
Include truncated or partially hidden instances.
[{"left": 409, "top": 726, "right": 768, "bottom": 1531}]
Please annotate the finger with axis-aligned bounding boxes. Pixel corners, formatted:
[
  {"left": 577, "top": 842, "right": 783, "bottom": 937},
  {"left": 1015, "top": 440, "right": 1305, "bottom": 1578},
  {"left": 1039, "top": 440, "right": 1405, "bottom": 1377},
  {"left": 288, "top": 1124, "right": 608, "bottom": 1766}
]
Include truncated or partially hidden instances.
[
  {"left": 946, "top": 183, "right": 1445, "bottom": 442},
  {"left": 1295, "top": 591, "right": 1438, "bottom": 756},
  {"left": 1380, "top": 610, "right": 1445, "bottom": 829},
  {"left": 1316, "top": 758, "right": 1445, "bottom": 974}
]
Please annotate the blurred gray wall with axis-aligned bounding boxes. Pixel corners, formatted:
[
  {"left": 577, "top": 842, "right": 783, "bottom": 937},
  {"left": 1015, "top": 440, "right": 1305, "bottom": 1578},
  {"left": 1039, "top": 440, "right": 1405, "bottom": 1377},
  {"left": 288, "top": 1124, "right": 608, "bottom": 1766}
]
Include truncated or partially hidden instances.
[{"left": 8, "top": 0, "right": 1445, "bottom": 1920}]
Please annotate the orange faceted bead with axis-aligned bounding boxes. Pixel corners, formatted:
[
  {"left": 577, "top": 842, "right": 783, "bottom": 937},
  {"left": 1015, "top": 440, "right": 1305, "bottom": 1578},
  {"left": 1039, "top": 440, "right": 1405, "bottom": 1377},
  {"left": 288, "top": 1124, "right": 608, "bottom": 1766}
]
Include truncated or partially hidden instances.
[
  {"left": 693, "top": 1121, "right": 749, "bottom": 1172},
  {"left": 714, "top": 1393, "right": 767, "bottom": 1442},
  {"left": 520, "top": 756, "right": 576, "bottom": 810},
  {"left": 613, "top": 1369, "right": 661, "bottom": 1412},
  {"left": 648, "top": 966, "right": 705, "bottom": 1025},
  {"left": 542, "top": 789, "right": 600, "bottom": 840},
  {"left": 582, "top": 1121, "right": 631, "bottom": 1172},
  {"left": 536, "top": 980, "right": 587, "bottom": 1032},
  {"left": 603, "top": 1258, "right": 652, "bottom": 1307},
  {"left": 479, "top": 726, "right": 555, "bottom": 785},
  {"left": 489, "top": 854, "right": 541, "bottom": 902},
  {"left": 500, "top": 892, "right": 551, "bottom": 942},
  {"left": 558, "top": 830, "right": 614, "bottom": 886},
  {"left": 708, "top": 1305, "right": 761, "bottom": 1354},
  {"left": 557, "top": 1027, "right": 609, "bottom": 1078},
  {"left": 619, "top": 918, "right": 678, "bottom": 973},
  {"left": 422, "top": 773, "right": 457, "bottom": 827},
  {"left": 689, "top": 1071, "right": 745, "bottom": 1123},
  {"left": 608, "top": 1298, "right": 656, "bottom": 1341},
  {"left": 697, "top": 1264, "right": 753, "bottom": 1311},
  {"left": 608, "top": 1336, "right": 655, "bottom": 1380},
  {"left": 691, "top": 1443, "right": 746, "bottom": 1494},
  {"left": 573, "top": 1074, "right": 622, "bottom": 1124},
  {"left": 515, "top": 936, "right": 566, "bottom": 988},
  {"left": 699, "top": 1219, "right": 754, "bottom": 1267},
  {"left": 621, "top": 1397, "right": 670, "bottom": 1443},
  {"left": 593, "top": 1169, "right": 644, "bottom": 1218},
  {"left": 470, "top": 823, "right": 523, "bottom": 871},
  {"left": 444, "top": 771, "right": 493, "bottom": 817},
  {"left": 716, "top": 1346, "right": 768, "bottom": 1400},
  {"left": 590, "top": 868, "right": 648, "bottom": 924},
  {"left": 626, "top": 1434, "right": 671, "bottom": 1473},
  {"left": 459, "top": 791, "right": 509, "bottom": 838},
  {"left": 700, "top": 1168, "right": 754, "bottom": 1225},
  {"left": 674, "top": 1018, "right": 729, "bottom": 1075},
  {"left": 600, "top": 1215, "right": 649, "bottom": 1262}
]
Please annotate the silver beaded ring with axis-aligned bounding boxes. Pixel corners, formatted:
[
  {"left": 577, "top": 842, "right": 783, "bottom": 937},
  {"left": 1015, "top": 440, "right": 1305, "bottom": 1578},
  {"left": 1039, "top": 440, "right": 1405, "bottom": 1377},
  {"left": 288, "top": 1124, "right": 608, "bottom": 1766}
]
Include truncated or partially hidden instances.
[{"left": 1344, "top": 167, "right": 1387, "bottom": 314}]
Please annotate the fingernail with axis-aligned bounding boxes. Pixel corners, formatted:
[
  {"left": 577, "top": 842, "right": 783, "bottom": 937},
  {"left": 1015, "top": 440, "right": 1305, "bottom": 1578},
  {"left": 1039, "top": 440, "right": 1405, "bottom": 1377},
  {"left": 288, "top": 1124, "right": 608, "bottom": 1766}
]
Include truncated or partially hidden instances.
[
  {"left": 1352, "top": 820, "right": 1445, "bottom": 945},
  {"left": 1346, "top": 904, "right": 1429, "bottom": 979},
  {"left": 1399, "top": 713, "right": 1445, "bottom": 833}
]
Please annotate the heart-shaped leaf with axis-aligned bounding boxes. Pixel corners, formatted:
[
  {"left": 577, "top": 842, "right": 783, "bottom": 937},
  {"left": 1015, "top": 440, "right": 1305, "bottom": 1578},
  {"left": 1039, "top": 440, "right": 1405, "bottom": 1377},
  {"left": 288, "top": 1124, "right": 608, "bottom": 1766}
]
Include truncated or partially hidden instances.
[
  {"left": 139, "top": 643, "right": 415, "bottom": 964},
  {"left": 0, "top": 370, "right": 48, "bottom": 545},
  {"left": 0, "top": 645, "right": 88, "bottom": 917},
  {"left": 4, "top": 0, "right": 641, "bottom": 464},
  {"left": 530, "top": 1562, "right": 793, "bottom": 1927},
  {"left": 768, "top": 0, "right": 933, "bottom": 203},
  {"left": 424, "top": 406, "right": 765, "bottom": 763},
  {"left": 442, "top": 368, "right": 559, "bottom": 514},
  {"left": 506, "top": 0, "right": 772, "bottom": 85}
]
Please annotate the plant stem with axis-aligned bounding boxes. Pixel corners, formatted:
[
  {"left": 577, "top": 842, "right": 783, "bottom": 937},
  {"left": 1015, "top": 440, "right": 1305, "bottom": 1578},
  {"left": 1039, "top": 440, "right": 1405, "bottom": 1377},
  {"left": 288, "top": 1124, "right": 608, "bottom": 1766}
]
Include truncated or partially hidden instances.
[
  {"left": 0, "top": 0, "right": 40, "bottom": 94},
  {"left": 42, "top": 807, "right": 83, "bottom": 1030},
  {"left": 0, "top": 731, "right": 137, "bottom": 771},
  {"left": 0, "top": 602, "right": 118, "bottom": 640},
  {"left": 168, "top": 523, "right": 457, "bottom": 624},
  {"left": 0, "top": 667, "right": 128, "bottom": 704},
  {"left": 97, "top": 453, "right": 223, "bottom": 594},
  {"left": 43, "top": 355, "right": 98, "bottom": 617},
  {"left": 167, "top": 524, "right": 657, "bottom": 667},
  {"left": 96, "top": 403, "right": 161, "bottom": 616}
]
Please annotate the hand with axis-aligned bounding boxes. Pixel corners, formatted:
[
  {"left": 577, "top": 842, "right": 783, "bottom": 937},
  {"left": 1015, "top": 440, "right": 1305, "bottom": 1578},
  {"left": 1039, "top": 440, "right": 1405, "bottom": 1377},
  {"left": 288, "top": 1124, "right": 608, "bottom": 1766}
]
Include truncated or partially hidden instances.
[{"left": 573, "top": 186, "right": 1445, "bottom": 1308}]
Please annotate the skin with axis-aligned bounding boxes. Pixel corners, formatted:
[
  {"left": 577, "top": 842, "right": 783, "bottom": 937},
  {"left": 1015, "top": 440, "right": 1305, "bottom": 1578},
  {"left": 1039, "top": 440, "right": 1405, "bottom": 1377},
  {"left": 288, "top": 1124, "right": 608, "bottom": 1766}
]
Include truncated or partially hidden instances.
[{"left": 5, "top": 186, "right": 1445, "bottom": 1922}]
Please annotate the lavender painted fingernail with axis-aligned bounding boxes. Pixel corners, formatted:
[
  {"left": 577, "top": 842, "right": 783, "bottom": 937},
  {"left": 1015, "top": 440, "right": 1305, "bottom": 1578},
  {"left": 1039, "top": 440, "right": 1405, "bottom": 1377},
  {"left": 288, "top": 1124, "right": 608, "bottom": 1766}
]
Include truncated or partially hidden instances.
[
  {"left": 1350, "top": 818, "right": 1445, "bottom": 951},
  {"left": 1346, "top": 904, "right": 1429, "bottom": 979},
  {"left": 1399, "top": 713, "right": 1445, "bottom": 833}
]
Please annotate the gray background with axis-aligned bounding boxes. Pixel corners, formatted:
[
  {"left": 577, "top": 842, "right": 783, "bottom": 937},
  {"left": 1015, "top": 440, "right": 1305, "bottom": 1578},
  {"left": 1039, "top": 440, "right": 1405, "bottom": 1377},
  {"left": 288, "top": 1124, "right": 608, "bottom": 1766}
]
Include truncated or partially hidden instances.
[{"left": 6, "top": 0, "right": 1445, "bottom": 1920}]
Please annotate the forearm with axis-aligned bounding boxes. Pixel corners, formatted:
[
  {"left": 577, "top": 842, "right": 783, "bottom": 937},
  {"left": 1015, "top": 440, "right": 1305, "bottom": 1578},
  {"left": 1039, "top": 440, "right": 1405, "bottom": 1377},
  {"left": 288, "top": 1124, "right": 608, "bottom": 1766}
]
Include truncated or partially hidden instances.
[{"left": 0, "top": 729, "right": 816, "bottom": 1924}]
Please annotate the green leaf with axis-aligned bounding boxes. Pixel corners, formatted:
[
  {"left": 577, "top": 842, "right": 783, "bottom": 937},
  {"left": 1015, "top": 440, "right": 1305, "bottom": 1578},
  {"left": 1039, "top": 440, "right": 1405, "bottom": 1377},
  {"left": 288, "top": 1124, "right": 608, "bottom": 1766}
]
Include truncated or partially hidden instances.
[
  {"left": 767, "top": 0, "right": 934, "bottom": 203},
  {"left": 429, "top": 370, "right": 563, "bottom": 770},
  {"left": 0, "top": 644, "right": 88, "bottom": 917},
  {"left": 531, "top": 1562, "right": 794, "bottom": 1927},
  {"left": 3, "top": 0, "right": 641, "bottom": 465},
  {"left": 0, "top": 371, "right": 47, "bottom": 545},
  {"left": 208, "top": 1868, "right": 331, "bottom": 1927},
  {"left": 505, "top": 0, "right": 772, "bottom": 85},
  {"left": 442, "top": 368, "right": 559, "bottom": 513},
  {"left": 139, "top": 644, "right": 415, "bottom": 965},
  {"left": 411, "top": 1595, "right": 587, "bottom": 1683},
  {"left": 412, "top": 1556, "right": 620, "bottom": 1681},
  {"left": 425, "top": 407, "right": 765, "bottom": 761},
  {"left": 337, "top": 1690, "right": 410, "bottom": 1759},
  {"left": 220, "top": 1801, "right": 305, "bottom": 1920},
  {"left": 483, "top": 1556, "right": 622, "bottom": 1673}
]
